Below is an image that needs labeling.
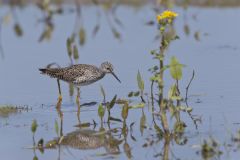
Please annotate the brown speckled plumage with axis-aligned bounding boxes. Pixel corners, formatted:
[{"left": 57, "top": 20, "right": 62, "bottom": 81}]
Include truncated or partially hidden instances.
[
  {"left": 45, "top": 129, "right": 122, "bottom": 154},
  {"left": 39, "top": 62, "right": 121, "bottom": 86}
]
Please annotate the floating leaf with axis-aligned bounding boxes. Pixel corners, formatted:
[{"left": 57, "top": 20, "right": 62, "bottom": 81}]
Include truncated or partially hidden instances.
[
  {"left": 121, "top": 103, "right": 129, "bottom": 119},
  {"left": 74, "top": 122, "right": 91, "bottom": 128},
  {"left": 31, "top": 119, "right": 38, "bottom": 134},
  {"left": 137, "top": 70, "right": 144, "bottom": 92},
  {"left": 98, "top": 103, "right": 105, "bottom": 118},
  {"left": 37, "top": 138, "right": 44, "bottom": 147},
  {"left": 54, "top": 119, "right": 59, "bottom": 136},
  {"left": 169, "top": 56, "right": 184, "bottom": 80},
  {"left": 79, "top": 27, "right": 86, "bottom": 46},
  {"left": 109, "top": 116, "right": 122, "bottom": 122},
  {"left": 134, "top": 91, "right": 140, "bottom": 97},
  {"left": 128, "top": 91, "right": 134, "bottom": 97}
]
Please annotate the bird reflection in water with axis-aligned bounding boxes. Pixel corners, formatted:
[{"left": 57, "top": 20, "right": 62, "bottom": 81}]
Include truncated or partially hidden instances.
[{"left": 45, "top": 129, "right": 122, "bottom": 155}]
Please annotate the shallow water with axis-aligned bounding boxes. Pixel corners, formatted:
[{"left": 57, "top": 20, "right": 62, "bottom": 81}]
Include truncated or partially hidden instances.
[{"left": 1, "top": 4, "right": 240, "bottom": 160}]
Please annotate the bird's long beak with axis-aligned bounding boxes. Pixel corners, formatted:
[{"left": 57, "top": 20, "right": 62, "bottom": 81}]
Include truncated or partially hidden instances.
[{"left": 111, "top": 71, "right": 121, "bottom": 83}]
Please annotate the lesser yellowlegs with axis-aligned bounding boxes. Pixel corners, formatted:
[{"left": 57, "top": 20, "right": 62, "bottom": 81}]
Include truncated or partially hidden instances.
[{"left": 39, "top": 62, "right": 121, "bottom": 100}]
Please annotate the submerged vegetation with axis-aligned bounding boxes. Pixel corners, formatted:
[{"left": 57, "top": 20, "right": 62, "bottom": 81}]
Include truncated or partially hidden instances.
[
  {"left": 0, "top": 0, "right": 240, "bottom": 160},
  {"left": 0, "top": 105, "right": 30, "bottom": 117}
]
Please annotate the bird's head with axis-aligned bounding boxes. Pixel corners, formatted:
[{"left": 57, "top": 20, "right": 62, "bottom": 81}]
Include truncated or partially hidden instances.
[{"left": 100, "top": 62, "right": 121, "bottom": 83}]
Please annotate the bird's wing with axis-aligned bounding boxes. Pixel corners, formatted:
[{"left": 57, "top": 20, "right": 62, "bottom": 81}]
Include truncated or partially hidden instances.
[
  {"left": 60, "top": 64, "right": 88, "bottom": 82},
  {"left": 40, "top": 64, "right": 100, "bottom": 84}
]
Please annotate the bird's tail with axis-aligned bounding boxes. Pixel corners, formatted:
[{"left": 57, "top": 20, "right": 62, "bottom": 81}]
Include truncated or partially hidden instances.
[{"left": 39, "top": 68, "right": 63, "bottom": 79}]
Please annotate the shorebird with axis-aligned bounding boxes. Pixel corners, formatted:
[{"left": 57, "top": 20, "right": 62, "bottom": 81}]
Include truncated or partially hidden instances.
[{"left": 39, "top": 61, "right": 121, "bottom": 101}]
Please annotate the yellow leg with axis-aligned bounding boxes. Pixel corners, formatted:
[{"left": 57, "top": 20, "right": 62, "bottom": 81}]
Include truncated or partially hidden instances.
[
  {"left": 57, "top": 79, "right": 62, "bottom": 101},
  {"left": 76, "top": 87, "right": 81, "bottom": 124},
  {"left": 76, "top": 87, "right": 80, "bottom": 105}
]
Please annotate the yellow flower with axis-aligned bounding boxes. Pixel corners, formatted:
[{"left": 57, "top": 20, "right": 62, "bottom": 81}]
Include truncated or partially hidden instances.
[{"left": 156, "top": 10, "right": 178, "bottom": 23}]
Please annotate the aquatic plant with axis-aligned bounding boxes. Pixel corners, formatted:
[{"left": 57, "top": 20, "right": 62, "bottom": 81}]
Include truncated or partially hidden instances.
[
  {"left": 0, "top": 105, "right": 30, "bottom": 117},
  {"left": 147, "top": 10, "right": 198, "bottom": 136},
  {"left": 156, "top": 10, "right": 178, "bottom": 24},
  {"left": 199, "top": 137, "right": 223, "bottom": 160}
]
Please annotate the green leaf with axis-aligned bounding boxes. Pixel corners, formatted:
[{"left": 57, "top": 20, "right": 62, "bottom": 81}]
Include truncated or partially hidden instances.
[
  {"left": 128, "top": 91, "right": 134, "bottom": 97},
  {"left": 31, "top": 119, "right": 38, "bottom": 134},
  {"left": 174, "top": 121, "right": 186, "bottom": 134},
  {"left": 79, "top": 27, "right": 86, "bottom": 46},
  {"left": 37, "top": 138, "right": 44, "bottom": 147},
  {"left": 98, "top": 103, "right": 105, "bottom": 118},
  {"left": 108, "top": 95, "right": 117, "bottom": 110},
  {"left": 176, "top": 106, "right": 193, "bottom": 112},
  {"left": 137, "top": 71, "right": 144, "bottom": 92},
  {"left": 133, "top": 91, "right": 140, "bottom": 97},
  {"left": 168, "top": 84, "right": 182, "bottom": 100},
  {"left": 155, "top": 54, "right": 164, "bottom": 61},
  {"left": 54, "top": 120, "right": 59, "bottom": 136},
  {"left": 73, "top": 45, "right": 79, "bottom": 60},
  {"left": 140, "top": 112, "right": 146, "bottom": 136},
  {"left": 100, "top": 85, "right": 106, "bottom": 101},
  {"left": 121, "top": 103, "right": 129, "bottom": 119},
  {"left": 169, "top": 56, "right": 183, "bottom": 80},
  {"left": 129, "top": 103, "right": 145, "bottom": 109},
  {"left": 66, "top": 38, "right": 72, "bottom": 57},
  {"left": 150, "top": 50, "right": 156, "bottom": 55},
  {"left": 75, "top": 122, "right": 91, "bottom": 128},
  {"left": 154, "top": 123, "right": 164, "bottom": 137},
  {"left": 38, "top": 25, "right": 53, "bottom": 42}
]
